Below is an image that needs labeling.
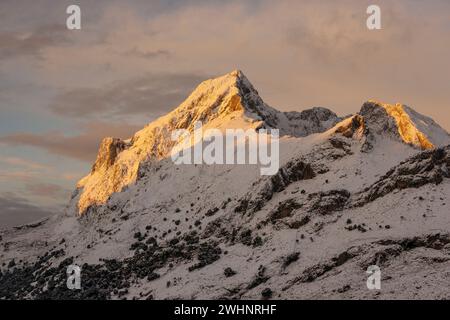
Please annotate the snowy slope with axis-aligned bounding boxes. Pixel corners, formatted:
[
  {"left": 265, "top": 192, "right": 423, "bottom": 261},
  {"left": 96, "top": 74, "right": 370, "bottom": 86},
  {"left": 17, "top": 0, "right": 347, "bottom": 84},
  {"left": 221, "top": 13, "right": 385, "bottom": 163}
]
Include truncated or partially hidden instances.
[{"left": 1, "top": 71, "right": 450, "bottom": 300}]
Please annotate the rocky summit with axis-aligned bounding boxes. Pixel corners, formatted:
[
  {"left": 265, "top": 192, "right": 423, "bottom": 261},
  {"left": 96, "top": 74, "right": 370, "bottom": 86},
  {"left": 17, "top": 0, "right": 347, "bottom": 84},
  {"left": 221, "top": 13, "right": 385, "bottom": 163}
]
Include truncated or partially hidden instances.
[{"left": 1, "top": 70, "right": 450, "bottom": 300}]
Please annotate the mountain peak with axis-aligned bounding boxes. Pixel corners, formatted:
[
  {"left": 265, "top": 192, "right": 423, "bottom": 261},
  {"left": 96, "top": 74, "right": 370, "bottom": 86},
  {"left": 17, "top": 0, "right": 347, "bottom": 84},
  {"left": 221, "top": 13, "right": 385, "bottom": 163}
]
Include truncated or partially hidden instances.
[
  {"left": 226, "top": 68, "right": 245, "bottom": 79},
  {"left": 162, "top": 69, "right": 263, "bottom": 127},
  {"left": 73, "top": 70, "right": 270, "bottom": 215},
  {"left": 221, "top": 69, "right": 250, "bottom": 85},
  {"left": 359, "top": 100, "right": 449, "bottom": 149},
  {"left": 332, "top": 100, "right": 449, "bottom": 152}
]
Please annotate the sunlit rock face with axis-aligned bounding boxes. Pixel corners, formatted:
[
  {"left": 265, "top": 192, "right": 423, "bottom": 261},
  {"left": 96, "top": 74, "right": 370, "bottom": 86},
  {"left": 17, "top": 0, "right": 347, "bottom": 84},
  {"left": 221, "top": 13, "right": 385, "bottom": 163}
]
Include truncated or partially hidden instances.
[
  {"left": 382, "top": 103, "right": 434, "bottom": 149},
  {"left": 91, "top": 138, "right": 129, "bottom": 172},
  {"left": 357, "top": 101, "right": 449, "bottom": 150}
]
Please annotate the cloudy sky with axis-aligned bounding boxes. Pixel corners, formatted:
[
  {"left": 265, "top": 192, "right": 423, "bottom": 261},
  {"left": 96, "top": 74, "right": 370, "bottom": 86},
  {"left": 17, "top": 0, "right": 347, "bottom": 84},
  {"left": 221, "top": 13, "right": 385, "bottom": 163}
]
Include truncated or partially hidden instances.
[{"left": 0, "top": 0, "right": 449, "bottom": 227}]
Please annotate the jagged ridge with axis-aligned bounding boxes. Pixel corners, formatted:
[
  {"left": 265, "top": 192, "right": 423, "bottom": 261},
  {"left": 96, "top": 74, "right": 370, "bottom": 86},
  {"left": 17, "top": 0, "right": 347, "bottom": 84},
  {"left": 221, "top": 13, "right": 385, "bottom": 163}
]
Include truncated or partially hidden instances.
[{"left": 72, "top": 71, "right": 449, "bottom": 216}]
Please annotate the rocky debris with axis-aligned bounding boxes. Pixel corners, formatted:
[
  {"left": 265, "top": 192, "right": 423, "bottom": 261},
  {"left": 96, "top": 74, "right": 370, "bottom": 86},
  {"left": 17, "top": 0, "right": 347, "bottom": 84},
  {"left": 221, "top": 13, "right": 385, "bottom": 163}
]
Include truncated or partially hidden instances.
[
  {"left": 284, "top": 249, "right": 357, "bottom": 289},
  {"left": 7, "top": 259, "right": 15, "bottom": 269},
  {"left": 359, "top": 245, "right": 403, "bottom": 269},
  {"left": 1, "top": 227, "right": 228, "bottom": 299},
  {"left": 253, "top": 236, "right": 263, "bottom": 247},
  {"left": 234, "top": 159, "right": 314, "bottom": 216},
  {"left": 234, "top": 199, "right": 250, "bottom": 215},
  {"left": 247, "top": 265, "right": 270, "bottom": 290},
  {"left": 0, "top": 250, "right": 98, "bottom": 300},
  {"left": 375, "top": 233, "right": 450, "bottom": 251},
  {"left": 345, "top": 223, "right": 368, "bottom": 233},
  {"left": 263, "top": 198, "right": 315, "bottom": 231},
  {"left": 13, "top": 219, "right": 49, "bottom": 231},
  {"left": 224, "top": 267, "right": 237, "bottom": 278},
  {"left": 329, "top": 138, "right": 353, "bottom": 154},
  {"left": 130, "top": 241, "right": 147, "bottom": 252},
  {"left": 353, "top": 146, "right": 450, "bottom": 207},
  {"left": 221, "top": 198, "right": 232, "bottom": 209},
  {"left": 205, "top": 207, "right": 219, "bottom": 217},
  {"left": 318, "top": 138, "right": 355, "bottom": 160},
  {"left": 147, "top": 272, "right": 160, "bottom": 281},
  {"left": 287, "top": 215, "right": 310, "bottom": 229},
  {"left": 188, "top": 242, "right": 222, "bottom": 271},
  {"left": 282, "top": 232, "right": 450, "bottom": 293},
  {"left": 239, "top": 229, "right": 253, "bottom": 246},
  {"left": 202, "top": 218, "right": 233, "bottom": 240},
  {"left": 133, "top": 232, "right": 145, "bottom": 241},
  {"left": 261, "top": 288, "right": 273, "bottom": 299},
  {"left": 336, "top": 285, "right": 351, "bottom": 293},
  {"left": 304, "top": 141, "right": 354, "bottom": 168},
  {"left": 202, "top": 219, "right": 221, "bottom": 238},
  {"left": 308, "top": 190, "right": 351, "bottom": 215},
  {"left": 270, "top": 160, "right": 315, "bottom": 194},
  {"left": 268, "top": 199, "right": 302, "bottom": 223},
  {"left": 224, "top": 227, "right": 263, "bottom": 248},
  {"left": 282, "top": 252, "right": 300, "bottom": 269},
  {"left": 359, "top": 233, "right": 450, "bottom": 269}
]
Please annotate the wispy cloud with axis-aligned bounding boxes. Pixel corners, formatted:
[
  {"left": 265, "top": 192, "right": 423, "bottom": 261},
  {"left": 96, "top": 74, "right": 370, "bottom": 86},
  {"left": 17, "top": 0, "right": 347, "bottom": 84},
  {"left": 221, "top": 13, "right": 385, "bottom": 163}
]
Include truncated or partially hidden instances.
[
  {"left": 0, "top": 192, "right": 55, "bottom": 228},
  {"left": 24, "top": 182, "right": 70, "bottom": 199},
  {"left": 0, "top": 24, "right": 72, "bottom": 60},
  {"left": 0, "top": 156, "right": 50, "bottom": 170},
  {"left": 61, "top": 172, "right": 83, "bottom": 181},
  {"left": 0, "top": 121, "right": 141, "bottom": 162},
  {"left": 0, "top": 170, "right": 37, "bottom": 182},
  {"left": 123, "top": 47, "right": 171, "bottom": 60},
  {"left": 48, "top": 73, "right": 208, "bottom": 120}
]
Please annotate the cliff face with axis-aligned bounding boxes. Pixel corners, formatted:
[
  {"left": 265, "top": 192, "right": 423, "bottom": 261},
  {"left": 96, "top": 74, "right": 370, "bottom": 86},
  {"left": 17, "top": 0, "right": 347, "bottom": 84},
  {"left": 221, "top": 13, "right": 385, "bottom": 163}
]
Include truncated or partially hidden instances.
[{"left": 91, "top": 138, "right": 129, "bottom": 172}]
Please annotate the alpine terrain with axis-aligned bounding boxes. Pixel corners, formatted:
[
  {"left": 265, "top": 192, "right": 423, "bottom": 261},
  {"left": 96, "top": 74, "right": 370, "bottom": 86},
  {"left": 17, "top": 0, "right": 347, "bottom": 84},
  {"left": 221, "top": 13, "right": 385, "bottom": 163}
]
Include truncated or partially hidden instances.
[{"left": 1, "top": 70, "right": 450, "bottom": 300}]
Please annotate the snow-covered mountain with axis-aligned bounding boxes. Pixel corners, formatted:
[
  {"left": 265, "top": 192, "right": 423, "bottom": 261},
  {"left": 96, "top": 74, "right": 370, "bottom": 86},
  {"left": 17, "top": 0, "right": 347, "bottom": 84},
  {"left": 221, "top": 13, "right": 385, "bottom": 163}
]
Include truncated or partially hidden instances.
[
  {"left": 1, "top": 70, "right": 450, "bottom": 300},
  {"left": 73, "top": 70, "right": 341, "bottom": 215}
]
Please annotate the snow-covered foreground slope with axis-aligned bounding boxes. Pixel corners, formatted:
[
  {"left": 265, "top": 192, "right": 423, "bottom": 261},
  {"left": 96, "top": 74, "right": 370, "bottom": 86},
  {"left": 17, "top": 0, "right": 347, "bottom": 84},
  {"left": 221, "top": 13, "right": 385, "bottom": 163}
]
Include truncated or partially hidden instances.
[{"left": 1, "top": 71, "right": 450, "bottom": 300}]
